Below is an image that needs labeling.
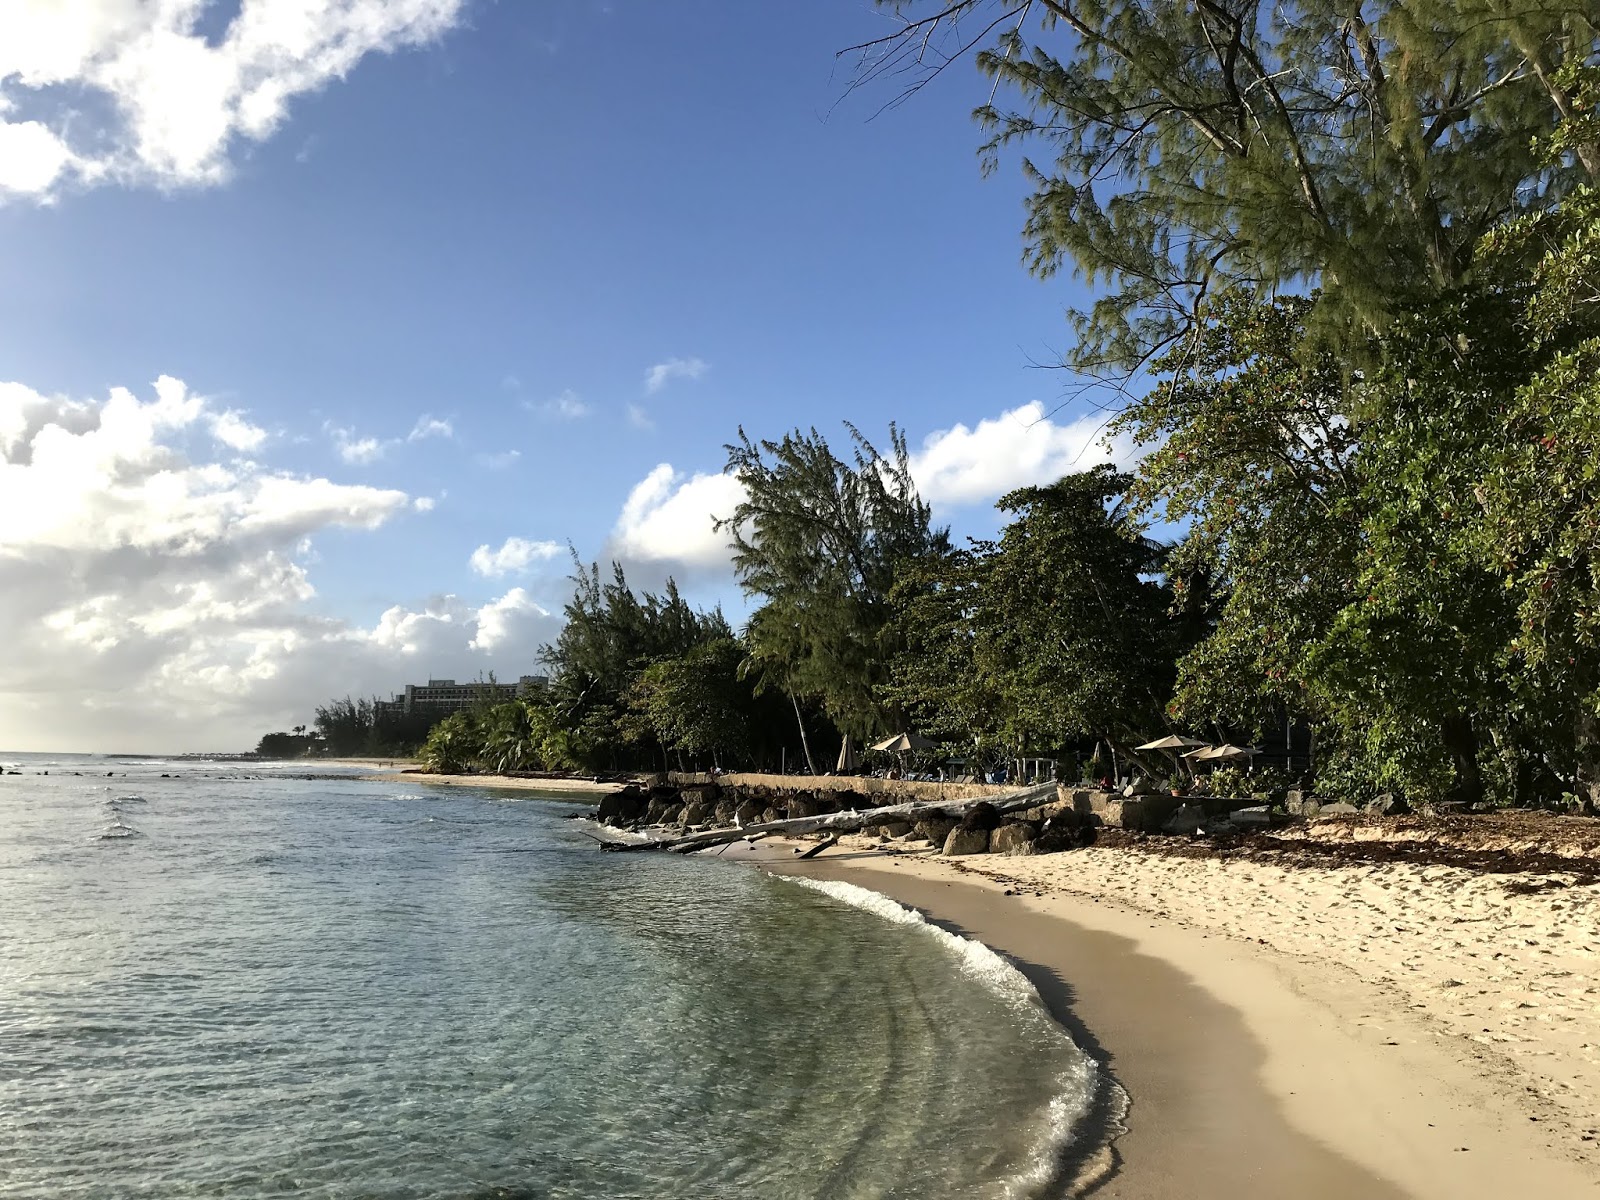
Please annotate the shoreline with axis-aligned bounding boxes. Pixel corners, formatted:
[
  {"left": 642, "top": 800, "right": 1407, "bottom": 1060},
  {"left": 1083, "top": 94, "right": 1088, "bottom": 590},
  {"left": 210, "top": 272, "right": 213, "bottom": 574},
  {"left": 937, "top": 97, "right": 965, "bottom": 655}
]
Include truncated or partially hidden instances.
[
  {"left": 363, "top": 770, "right": 628, "bottom": 795},
  {"left": 729, "top": 837, "right": 1599, "bottom": 1199}
]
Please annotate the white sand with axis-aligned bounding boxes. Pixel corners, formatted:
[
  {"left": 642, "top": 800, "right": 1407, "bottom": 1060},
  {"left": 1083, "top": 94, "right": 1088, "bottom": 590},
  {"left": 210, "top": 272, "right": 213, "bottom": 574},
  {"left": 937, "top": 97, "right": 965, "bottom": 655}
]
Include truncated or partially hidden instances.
[{"left": 773, "top": 836, "right": 1600, "bottom": 1198}]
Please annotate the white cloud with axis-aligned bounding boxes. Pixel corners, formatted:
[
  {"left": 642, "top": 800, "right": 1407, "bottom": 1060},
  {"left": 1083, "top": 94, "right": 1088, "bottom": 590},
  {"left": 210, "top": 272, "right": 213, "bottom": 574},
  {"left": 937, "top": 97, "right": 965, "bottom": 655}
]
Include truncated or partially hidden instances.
[
  {"left": 208, "top": 408, "right": 268, "bottom": 452},
  {"left": 470, "top": 587, "right": 551, "bottom": 652},
  {"left": 908, "top": 402, "right": 1133, "bottom": 506},
  {"left": 535, "top": 389, "right": 589, "bottom": 420},
  {"left": 0, "top": 374, "right": 557, "bottom": 751},
  {"left": 469, "top": 536, "right": 563, "bottom": 578},
  {"left": 333, "top": 430, "right": 385, "bottom": 464},
  {"left": 609, "top": 463, "right": 745, "bottom": 570},
  {"left": 643, "top": 356, "right": 708, "bottom": 394},
  {"left": 412, "top": 496, "right": 435, "bottom": 512},
  {"left": 408, "top": 414, "right": 452, "bottom": 441},
  {"left": 476, "top": 449, "right": 520, "bottom": 469},
  {"left": 626, "top": 402, "right": 654, "bottom": 430},
  {"left": 0, "top": 0, "right": 467, "bottom": 200}
]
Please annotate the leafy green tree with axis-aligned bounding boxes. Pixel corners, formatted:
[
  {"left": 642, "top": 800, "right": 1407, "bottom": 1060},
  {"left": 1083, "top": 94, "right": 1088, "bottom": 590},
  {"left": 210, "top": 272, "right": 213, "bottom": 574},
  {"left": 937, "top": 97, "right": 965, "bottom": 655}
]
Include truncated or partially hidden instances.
[
  {"left": 624, "top": 637, "right": 755, "bottom": 770},
  {"left": 541, "top": 561, "right": 735, "bottom": 770},
  {"left": 721, "top": 424, "right": 949, "bottom": 745},
  {"left": 887, "top": 466, "right": 1182, "bottom": 762},
  {"left": 419, "top": 710, "right": 484, "bottom": 775},
  {"left": 860, "top": 0, "right": 1596, "bottom": 367}
]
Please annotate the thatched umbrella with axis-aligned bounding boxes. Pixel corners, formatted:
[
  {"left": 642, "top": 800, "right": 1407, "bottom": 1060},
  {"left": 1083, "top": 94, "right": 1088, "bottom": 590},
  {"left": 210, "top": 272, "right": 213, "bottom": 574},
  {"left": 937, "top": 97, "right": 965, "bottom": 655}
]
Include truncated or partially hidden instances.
[
  {"left": 870, "top": 731, "right": 935, "bottom": 774},
  {"left": 870, "top": 732, "right": 936, "bottom": 753},
  {"left": 835, "top": 734, "right": 860, "bottom": 774},
  {"left": 1185, "top": 744, "right": 1259, "bottom": 771},
  {"left": 1137, "top": 734, "right": 1209, "bottom": 778}
]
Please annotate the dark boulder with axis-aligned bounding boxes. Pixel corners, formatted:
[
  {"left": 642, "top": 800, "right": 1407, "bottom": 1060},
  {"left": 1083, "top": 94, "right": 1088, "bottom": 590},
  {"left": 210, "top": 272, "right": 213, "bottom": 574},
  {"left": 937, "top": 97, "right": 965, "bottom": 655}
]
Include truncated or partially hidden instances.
[
  {"left": 913, "top": 816, "right": 959, "bottom": 847},
  {"left": 958, "top": 801, "right": 1002, "bottom": 831},
  {"left": 597, "top": 786, "right": 645, "bottom": 826}
]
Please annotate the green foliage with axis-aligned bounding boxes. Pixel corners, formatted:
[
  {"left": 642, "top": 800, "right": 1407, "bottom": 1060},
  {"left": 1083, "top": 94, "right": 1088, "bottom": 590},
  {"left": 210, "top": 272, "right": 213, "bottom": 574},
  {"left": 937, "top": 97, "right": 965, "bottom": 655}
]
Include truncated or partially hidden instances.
[
  {"left": 722, "top": 424, "right": 949, "bottom": 739},
  {"left": 254, "top": 731, "right": 318, "bottom": 759},
  {"left": 869, "top": 0, "right": 1595, "bottom": 366},
  {"left": 886, "top": 465, "right": 1186, "bottom": 757},
  {"left": 419, "top": 710, "right": 483, "bottom": 775},
  {"left": 541, "top": 561, "right": 738, "bottom": 770},
  {"left": 624, "top": 637, "right": 756, "bottom": 768}
]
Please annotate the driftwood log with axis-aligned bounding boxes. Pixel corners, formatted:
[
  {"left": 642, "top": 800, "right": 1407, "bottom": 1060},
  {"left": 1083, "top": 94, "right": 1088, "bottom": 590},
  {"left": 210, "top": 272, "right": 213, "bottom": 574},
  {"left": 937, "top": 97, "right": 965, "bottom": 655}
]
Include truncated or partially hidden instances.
[{"left": 596, "top": 781, "right": 1060, "bottom": 853}]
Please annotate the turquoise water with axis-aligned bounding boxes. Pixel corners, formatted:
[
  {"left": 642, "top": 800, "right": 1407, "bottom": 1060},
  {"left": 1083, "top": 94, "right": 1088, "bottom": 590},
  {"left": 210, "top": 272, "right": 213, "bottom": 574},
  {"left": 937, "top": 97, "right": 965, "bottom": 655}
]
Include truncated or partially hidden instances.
[{"left": 0, "top": 757, "right": 1096, "bottom": 1198}]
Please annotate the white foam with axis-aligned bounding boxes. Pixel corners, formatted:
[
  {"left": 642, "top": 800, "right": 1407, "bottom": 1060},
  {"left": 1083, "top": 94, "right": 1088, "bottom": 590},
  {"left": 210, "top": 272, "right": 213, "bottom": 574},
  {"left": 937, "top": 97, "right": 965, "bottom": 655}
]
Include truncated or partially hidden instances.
[{"left": 783, "top": 875, "right": 1121, "bottom": 1199}]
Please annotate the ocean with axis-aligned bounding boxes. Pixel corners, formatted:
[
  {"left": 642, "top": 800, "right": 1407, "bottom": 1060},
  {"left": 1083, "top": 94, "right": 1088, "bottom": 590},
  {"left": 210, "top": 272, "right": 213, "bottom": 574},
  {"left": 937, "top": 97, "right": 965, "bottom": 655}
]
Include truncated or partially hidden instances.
[{"left": 0, "top": 755, "right": 1099, "bottom": 1198}]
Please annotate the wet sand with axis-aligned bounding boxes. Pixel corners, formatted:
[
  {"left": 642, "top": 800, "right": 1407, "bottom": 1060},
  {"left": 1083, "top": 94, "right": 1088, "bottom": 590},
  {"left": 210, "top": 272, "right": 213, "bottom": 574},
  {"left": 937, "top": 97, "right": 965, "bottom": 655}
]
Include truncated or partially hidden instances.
[{"left": 735, "top": 841, "right": 1599, "bottom": 1199}]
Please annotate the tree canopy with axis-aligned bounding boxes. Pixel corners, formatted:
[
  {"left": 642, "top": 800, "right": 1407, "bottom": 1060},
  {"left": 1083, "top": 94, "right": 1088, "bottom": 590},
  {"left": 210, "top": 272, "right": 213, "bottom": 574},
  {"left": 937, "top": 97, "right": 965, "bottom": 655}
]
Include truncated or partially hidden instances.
[{"left": 859, "top": 0, "right": 1597, "bottom": 366}]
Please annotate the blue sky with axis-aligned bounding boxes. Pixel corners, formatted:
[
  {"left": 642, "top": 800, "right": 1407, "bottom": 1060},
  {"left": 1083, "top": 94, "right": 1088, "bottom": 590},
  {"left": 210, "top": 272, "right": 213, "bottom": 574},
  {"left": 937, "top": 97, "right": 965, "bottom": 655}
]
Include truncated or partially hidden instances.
[{"left": 0, "top": 1, "right": 1122, "bottom": 750}]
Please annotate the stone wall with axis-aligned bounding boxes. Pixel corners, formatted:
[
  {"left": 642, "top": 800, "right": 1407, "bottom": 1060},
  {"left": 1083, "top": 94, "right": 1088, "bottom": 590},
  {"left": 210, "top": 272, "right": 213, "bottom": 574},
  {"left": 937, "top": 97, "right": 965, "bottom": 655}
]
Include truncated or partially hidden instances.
[{"left": 664, "top": 772, "right": 1017, "bottom": 804}]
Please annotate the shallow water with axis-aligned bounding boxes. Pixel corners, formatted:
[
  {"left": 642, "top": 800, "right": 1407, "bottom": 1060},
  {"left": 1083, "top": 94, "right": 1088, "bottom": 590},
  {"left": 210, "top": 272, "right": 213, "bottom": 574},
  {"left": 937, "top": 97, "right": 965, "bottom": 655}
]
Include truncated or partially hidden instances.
[{"left": 0, "top": 756, "right": 1094, "bottom": 1198}]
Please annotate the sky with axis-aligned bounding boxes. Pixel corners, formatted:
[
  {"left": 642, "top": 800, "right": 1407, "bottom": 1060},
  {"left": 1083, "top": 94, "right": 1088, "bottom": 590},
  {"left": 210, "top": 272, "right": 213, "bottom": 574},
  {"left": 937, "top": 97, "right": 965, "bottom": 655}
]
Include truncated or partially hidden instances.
[{"left": 0, "top": 0, "right": 1127, "bottom": 752}]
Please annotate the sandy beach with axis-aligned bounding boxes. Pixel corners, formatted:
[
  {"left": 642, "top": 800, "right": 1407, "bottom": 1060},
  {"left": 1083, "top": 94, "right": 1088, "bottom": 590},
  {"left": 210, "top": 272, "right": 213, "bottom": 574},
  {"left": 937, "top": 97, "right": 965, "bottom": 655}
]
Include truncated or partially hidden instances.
[
  {"left": 364, "top": 769, "right": 628, "bottom": 795},
  {"left": 732, "top": 834, "right": 1600, "bottom": 1199}
]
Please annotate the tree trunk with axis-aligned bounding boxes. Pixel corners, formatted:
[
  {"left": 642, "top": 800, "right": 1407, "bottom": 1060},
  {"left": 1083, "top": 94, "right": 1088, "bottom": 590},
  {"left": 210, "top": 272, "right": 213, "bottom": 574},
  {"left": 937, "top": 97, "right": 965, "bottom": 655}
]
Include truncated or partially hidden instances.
[
  {"left": 792, "top": 694, "right": 817, "bottom": 775},
  {"left": 1441, "top": 711, "right": 1483, "bottom": 806},
  {"left": 598, "top": 782, "right": 1060, "bottom": 853}
]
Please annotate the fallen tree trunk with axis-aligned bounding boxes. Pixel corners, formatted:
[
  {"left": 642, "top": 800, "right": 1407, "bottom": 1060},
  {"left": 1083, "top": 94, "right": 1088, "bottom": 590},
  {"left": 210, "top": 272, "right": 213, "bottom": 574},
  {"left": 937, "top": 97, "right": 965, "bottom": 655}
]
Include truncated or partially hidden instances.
[{"left": 597, "top": 781, "right": 1060, "bottom": 854}]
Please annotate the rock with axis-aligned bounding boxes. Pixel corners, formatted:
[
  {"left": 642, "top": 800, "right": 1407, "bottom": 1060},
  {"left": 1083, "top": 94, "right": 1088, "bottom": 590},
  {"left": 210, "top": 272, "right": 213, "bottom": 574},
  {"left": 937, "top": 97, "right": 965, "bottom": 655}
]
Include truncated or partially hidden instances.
[
  {"left": 785, "top": 792, "right": 820, "bottom": 818},
  {"left": 1365, "top": 792, "right": 1410, "bottom": 816},
  {"left": 878, "top": 819, "right": 913, "bottom": 839},
  {"left": 943, "top": 826, "right": 991, "bottom": 855},
  {"left": 1163, "top": 803, "right": 1206, "bottom": 835},
  {"left": 991, "top": 822, "right": 1038, "bottom": 855},
  {"left": 1229, "top": 805, "right": 1272, "bottom": 826},
  {"left": 680, "top": 800, "right": 710, "bottom": 826},
  {"left": 959, "top": 801, "right": 1002, "bottom": 831},
  {"left": 735, "top": 799, "right": 764, "bottom": 827},
  {"left": 715, "top": 799, "right": 739, "bottom": 823},
  {"left": 761, "top": 806, "right": 781, "bottom": 824},
  {"left": 1316, "top": 801, "right": 1361, "bottom": 817},
  {"left": 914, "top": 816, "right": 959, "bottom": 846},
  {"left": 658, "top": 802, "right": 684, "bottom": 825},
  {"left": 596, "top": 786, "right": 645, "bottom": 825}
]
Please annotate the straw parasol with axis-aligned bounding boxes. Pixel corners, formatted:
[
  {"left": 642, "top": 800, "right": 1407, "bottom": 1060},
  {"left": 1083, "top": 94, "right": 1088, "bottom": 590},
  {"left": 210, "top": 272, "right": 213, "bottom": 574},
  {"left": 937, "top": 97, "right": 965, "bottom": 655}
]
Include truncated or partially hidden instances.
[
  {"left": 835, "top": 734, "right": 860, "bottom": 773},
  {"left": 870, "top": 732, "right": 936, "bottom": 753},
  {"left": 1185, "top": 743, "right": 1258, "bottom": 764},
  {"left": 1136, "top": 735, "right": 1209, "bottom": 752},
  {"left": 1137, "top": 734, "right": 1209, "bottom": 778}
]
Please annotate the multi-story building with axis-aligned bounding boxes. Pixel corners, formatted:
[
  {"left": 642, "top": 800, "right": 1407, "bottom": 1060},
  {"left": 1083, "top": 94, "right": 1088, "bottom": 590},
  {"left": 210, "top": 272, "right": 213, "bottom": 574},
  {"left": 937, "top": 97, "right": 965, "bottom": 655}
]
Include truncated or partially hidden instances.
[{"left": 374, "top": 675, "right": 548, "bottom": 721}]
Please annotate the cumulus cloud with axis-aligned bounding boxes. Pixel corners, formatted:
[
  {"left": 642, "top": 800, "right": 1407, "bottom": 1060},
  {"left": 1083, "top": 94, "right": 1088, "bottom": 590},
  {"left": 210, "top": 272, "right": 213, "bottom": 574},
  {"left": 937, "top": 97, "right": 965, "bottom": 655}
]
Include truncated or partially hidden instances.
[
  {"left": 469, "top": 536, "right": 563, "bottom": 578},
  {"left": 643, "top": 356, "right": 708, "bottom": 394},
  {"left": 470, "top": 587, "right": 552, "bottom": 652},
  {"left": 609, "top": 464, "right": 745, "bottom": 571},
  {"left": 908, "top": 402, "right": 1133, "bottom": 506},
  {"left": 0, "top": 374, "right": 553, "bottom": 751},
  {"left": 0, "top": 0, "right": 466, "bottom": 200},
  {"left": 208, "top": 408, "right": 268, "bottom": 452}
]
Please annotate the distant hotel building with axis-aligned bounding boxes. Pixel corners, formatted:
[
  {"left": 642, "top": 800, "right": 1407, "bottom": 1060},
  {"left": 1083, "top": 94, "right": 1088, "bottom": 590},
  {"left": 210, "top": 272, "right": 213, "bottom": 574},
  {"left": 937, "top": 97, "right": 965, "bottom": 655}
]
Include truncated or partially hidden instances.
[{"left": 375, "top": 676, "right": 548, "bottom": 720}]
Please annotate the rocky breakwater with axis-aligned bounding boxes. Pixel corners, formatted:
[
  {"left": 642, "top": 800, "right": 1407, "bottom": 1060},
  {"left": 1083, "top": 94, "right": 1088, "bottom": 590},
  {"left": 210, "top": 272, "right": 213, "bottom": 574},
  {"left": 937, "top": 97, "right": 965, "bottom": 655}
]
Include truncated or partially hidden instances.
[
  {"left": 593, "top": 779, "right": 1174, "bottom": 860},
  {"left": 595, "top": 779, "right": 864, "bottom": 833}
]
